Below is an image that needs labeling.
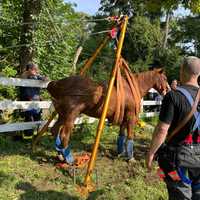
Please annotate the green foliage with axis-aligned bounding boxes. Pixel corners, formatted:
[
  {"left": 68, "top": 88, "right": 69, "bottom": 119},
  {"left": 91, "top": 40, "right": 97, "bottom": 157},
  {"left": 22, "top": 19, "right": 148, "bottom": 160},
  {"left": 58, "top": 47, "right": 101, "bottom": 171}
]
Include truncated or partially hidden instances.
[
  {"left": 34, "top": 1, "right": 88, "bottom": 80},
  {"left": 2, "top": 66, "right": 17, "bottom": 77},
  {"left": 146, "top": 0, "right": 200, "bottom": 13},
  {"left": 0, "top": 0, "right": 88, "bottom": 80},
  {"left": 0, "top": 66, "right": 17, "bottom": 100},
  {"left": 174, "top": 15, "right": 200, "bottom": 57},
  {"left": 124, "top": 16, "right": 163, "bottom": 65},
  {"left": 153, "top": 47, "right": 182, "bottom": 82}
]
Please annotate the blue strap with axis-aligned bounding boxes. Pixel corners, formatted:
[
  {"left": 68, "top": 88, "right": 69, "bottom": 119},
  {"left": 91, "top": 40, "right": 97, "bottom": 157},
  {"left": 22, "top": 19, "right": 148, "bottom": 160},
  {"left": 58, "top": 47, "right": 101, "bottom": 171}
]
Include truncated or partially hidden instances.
[
  {"left": 55, "top": 133, "right": 62, "bottom": 151},
  {"left": 177, "top": 167, "right": 192, "bottom": 185},
  {"left": 177, "top": 168, "right": 200, "bottom": 188},
  {"left": 117, "top": 135, "right": 126, "bottom": 154},
  {"left": 176, "top": 87, "right": 198, "bottom": 119},
  {"left": 193, "top": 112, "right": 200, "bottom": 131},
  {"left": 55, "top": 134, "right": 74, "bottom": 164},
  {"left": 126, "top": 139, "right": 134, "bottom": 159},
  {"left": 176, "top": 87, "right": 200, "bottom": 131}
]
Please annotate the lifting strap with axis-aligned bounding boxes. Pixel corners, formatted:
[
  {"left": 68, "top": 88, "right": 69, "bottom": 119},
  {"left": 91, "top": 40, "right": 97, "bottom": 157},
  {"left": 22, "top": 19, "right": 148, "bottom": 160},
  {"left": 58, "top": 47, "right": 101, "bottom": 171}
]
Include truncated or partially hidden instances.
[{"left": 176, "top": 87, "right": 200, "bottom": 131}]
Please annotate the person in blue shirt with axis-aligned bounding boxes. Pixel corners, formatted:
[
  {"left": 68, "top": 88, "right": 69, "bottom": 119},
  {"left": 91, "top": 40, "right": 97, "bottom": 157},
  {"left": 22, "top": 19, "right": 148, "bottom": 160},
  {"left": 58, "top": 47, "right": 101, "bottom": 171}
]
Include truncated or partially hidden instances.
[{"left": 20, "top": 63, "right": 47, "bottom": 138}]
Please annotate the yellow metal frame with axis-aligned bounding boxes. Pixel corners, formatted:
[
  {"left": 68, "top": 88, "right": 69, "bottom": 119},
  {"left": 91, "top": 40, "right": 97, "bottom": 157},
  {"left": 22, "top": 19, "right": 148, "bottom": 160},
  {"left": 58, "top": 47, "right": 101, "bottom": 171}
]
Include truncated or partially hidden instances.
[{"left": 83, "top": 16, "right": 129, "bottom": 188}]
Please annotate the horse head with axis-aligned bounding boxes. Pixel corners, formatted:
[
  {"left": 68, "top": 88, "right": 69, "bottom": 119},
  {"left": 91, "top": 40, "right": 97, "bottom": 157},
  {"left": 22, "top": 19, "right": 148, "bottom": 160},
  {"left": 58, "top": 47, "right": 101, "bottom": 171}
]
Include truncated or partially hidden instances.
[{"left": 152, "top": 68, "right": 169, "bottom": 95}]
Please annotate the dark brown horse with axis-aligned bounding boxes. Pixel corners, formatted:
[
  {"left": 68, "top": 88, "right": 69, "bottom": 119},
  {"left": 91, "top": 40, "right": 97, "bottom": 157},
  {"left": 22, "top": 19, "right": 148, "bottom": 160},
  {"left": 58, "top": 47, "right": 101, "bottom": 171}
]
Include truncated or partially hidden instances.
[{"left": 47, "top": 68, "right": 168, "bottom": 163}]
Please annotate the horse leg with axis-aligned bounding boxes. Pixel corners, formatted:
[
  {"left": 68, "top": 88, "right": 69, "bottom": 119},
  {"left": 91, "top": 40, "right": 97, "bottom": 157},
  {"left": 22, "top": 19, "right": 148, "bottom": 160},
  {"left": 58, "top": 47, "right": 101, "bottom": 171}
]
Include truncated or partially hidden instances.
[
  {"left": 117, "top": 123, "right": 126, "bottom": 156},
  {"left": 51, "top": 115, "right": 64, "bottom": 136},
  {"left": 55, "top": 104, "right": 85, "bottom": 164}
]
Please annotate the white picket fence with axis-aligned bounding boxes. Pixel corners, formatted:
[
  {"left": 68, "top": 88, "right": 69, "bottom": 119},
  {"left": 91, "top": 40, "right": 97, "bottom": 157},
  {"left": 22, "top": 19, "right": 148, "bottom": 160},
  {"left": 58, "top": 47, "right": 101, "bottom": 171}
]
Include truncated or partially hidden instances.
[{"left": 0, "top": 77, "right": 161, "bottom": 133}]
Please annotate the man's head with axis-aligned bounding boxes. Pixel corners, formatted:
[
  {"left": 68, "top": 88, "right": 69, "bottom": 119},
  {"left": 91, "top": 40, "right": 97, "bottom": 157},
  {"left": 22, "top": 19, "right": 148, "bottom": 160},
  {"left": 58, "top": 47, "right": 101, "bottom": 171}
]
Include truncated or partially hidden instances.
[
  {"left": 180, "top": 56, "right": 200, "bottom": 84},
  {"left": 171, "top": 79, "right": 177, "bottom": 90},
  {"left": 26, "top": 63, "right": 39, "bottom": 76}
]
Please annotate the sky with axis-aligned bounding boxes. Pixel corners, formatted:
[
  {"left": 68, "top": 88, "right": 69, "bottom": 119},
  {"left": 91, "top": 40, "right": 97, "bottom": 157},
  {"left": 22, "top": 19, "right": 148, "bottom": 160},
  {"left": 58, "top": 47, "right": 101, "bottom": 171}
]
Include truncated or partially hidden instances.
[
  {"left": 65, "top": 1, "right": 190, "bottom": 17},
  {"left": 65, "top": 0, "right": 101, "bottom": 15}
]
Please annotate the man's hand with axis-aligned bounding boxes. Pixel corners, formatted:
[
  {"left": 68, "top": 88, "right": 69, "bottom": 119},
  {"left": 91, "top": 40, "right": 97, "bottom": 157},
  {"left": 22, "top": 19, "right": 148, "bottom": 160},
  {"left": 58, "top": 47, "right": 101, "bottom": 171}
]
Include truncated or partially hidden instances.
[
  {"left": 146, "top": 121, "right": 169, "bottom": 172},
  {"left": 41, "top": 76, "right": 48, "bottom": 81},
  {"left": 146, "top": 151, "right": 154, "bottom": 171}
]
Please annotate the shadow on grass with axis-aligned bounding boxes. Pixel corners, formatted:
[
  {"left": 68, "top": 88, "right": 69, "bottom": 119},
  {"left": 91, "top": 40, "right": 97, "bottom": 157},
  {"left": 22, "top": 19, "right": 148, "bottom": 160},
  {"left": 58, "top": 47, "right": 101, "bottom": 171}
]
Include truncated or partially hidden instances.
[
  {"left": 16, "top": 181, "right": 105, "bottom": 200},
  {"left": 16, "top": 182, "right": 80, "bottom": 200},
  {"left": 87, "top": 189, "right": 105, "bottom": 200},
  {"left": 0, "top": 122, "right": 95, "bottom": 161}
]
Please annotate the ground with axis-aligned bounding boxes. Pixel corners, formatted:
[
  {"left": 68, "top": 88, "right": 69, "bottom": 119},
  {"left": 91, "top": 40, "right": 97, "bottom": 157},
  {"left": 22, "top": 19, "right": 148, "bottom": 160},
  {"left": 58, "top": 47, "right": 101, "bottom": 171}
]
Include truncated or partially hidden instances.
[{"left": 0, "top": 119, "right": 167, "bottom": 200}]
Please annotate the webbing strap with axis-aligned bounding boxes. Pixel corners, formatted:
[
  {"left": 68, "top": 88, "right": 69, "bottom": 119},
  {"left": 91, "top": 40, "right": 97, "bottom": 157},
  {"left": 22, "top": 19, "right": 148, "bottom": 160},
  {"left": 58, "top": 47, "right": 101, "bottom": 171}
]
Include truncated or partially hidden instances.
[
  {"left": 177, "top": 167, "right": 192, "bottom": 185},
  {"left": 176, "top": 87, "right": 198, "bottom": 119},
  {"left": 176, "top": 87, "right": 200, "bottom": 131},
  {"left": 177, "top": 167, "right": 200, "bottom": 188}
]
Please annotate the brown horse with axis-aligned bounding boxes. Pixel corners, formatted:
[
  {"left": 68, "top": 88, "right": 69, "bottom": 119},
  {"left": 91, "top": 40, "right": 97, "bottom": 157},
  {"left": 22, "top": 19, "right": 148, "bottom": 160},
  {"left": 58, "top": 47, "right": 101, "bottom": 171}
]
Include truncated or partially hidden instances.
[{"left": 47, "top": 68, "right": 168, "bottom": 163}]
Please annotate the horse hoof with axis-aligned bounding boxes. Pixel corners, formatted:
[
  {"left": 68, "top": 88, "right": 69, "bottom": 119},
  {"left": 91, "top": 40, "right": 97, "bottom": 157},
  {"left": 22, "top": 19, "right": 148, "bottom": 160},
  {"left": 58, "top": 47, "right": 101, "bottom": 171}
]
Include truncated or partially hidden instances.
[
  {"left": 117, "top": 152, "right": 126, "bottom": 158},
  {"left": 57, "top": 154, "right": 65, "bottom": 162}
]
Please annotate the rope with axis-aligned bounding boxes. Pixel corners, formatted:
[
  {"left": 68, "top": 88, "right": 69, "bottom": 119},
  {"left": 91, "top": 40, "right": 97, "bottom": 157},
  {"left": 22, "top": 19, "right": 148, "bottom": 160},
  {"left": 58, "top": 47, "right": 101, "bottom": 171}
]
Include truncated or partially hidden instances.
[
  {"left": 89, "top": 30, "right": 111, "bottom": 35},
  {"left": 0, "top": 16, "right": 117, "bottom": 27}
]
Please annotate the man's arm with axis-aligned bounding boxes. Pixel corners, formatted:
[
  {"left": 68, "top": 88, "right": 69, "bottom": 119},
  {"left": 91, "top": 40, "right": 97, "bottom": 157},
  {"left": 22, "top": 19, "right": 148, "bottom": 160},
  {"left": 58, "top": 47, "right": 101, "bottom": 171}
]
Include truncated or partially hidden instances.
[{"left": 146, "top": 121, "right": 170, "bottom": 171}]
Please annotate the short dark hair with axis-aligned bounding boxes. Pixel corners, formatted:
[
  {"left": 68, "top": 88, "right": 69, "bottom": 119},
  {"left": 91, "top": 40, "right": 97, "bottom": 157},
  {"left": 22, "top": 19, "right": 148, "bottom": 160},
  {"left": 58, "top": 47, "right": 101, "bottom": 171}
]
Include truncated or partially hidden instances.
[
  {"left": 182, "top": 56, "right": 200, "bottom": 76},
  {"left": 26, "top": 63, "right": 37, "bottom": 71}
]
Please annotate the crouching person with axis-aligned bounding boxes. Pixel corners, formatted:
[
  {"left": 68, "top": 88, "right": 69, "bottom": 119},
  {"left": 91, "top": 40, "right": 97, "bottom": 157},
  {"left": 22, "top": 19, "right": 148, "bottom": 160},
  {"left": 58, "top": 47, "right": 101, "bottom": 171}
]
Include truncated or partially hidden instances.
[{"left": 146, "top": 56, "right": 200, "bottom": 200}]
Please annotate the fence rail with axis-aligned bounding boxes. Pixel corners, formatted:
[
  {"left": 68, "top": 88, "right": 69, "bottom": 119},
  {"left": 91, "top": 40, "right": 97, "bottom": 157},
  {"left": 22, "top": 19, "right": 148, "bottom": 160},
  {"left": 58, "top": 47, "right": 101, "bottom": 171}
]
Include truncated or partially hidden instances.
[
  {"left": 0, "top": 100, "right": 161, "bottom": 111},
  {"left": 0, "top": 77, "right": 49, "bottom": 88},
  {"left": 0, "top": 100, "right": 51, "bottom": 110},
  {"left": 0, "top": 77, "right": 161, "bottom": 133},
  {"left": 0, "top": 117, "right": 97, "bottom": 133}
]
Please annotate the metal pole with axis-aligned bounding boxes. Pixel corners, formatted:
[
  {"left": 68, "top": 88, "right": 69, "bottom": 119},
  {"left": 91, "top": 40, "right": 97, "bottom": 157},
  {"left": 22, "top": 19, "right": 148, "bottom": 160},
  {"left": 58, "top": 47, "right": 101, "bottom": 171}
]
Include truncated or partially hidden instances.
[
  {"left": 83, "top": 16, "right": 128, "bottom": 187},
  {"left": 80, "top": 36, "right": 110, "bottom": 76},
  {"left": 32, "top": 111, "right": 57, "bottom": 151}
]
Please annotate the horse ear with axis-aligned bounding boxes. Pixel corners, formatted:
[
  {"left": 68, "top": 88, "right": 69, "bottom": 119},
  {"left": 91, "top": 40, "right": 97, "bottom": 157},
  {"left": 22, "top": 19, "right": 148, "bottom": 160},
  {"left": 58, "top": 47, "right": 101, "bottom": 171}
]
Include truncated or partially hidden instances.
[{"left": 156, "top": 68, "right": 164, "bottom": 74}]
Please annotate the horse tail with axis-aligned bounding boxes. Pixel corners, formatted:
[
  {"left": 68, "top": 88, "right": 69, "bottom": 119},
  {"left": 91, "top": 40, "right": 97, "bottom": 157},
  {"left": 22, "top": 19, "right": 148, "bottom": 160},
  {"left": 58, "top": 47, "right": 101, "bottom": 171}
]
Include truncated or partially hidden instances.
[{"left": 47, "top": 80, "right": 58, "bottom": 98}]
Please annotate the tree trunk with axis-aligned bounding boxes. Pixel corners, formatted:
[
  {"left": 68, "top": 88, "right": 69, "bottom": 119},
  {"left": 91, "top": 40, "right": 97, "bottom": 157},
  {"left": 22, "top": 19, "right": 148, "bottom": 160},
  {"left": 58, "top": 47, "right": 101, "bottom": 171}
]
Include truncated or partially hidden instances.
[
  {"left": 19, "top": 0, "right": 41, "bottom": 72},
  {"left": 72, "top": 46, "right": 83, "bottom": 74},
  {"left": 163, "top": 9, "right": 171, "bottom": 49}
]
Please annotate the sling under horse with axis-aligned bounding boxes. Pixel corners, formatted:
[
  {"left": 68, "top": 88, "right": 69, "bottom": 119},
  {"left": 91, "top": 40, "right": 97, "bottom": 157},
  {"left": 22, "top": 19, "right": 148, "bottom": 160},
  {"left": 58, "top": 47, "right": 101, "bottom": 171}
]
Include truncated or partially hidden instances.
[{"left": 47, "top": 67, "right": 169, "bottom": 164}]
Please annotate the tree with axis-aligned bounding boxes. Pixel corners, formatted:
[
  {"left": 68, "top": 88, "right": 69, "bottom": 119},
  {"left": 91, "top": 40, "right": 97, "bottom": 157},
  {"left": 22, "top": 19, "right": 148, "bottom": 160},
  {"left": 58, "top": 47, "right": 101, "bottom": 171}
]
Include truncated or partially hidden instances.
[
  {"left": 124, "top": 16, "right": 163, "bottom": 63},
  {"left": 174, "top": 15, "right": 200, "bottom": 56},
  {"left": 19, "top": 0, "right": 42, "bottom": 72}
]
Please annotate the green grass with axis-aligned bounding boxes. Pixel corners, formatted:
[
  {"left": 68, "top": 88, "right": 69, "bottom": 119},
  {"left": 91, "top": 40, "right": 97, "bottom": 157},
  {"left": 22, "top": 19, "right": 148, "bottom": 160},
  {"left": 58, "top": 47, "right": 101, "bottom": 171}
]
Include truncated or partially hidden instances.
[{"left": 0, "top": 121, "right": 167, "bottom": 200}]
